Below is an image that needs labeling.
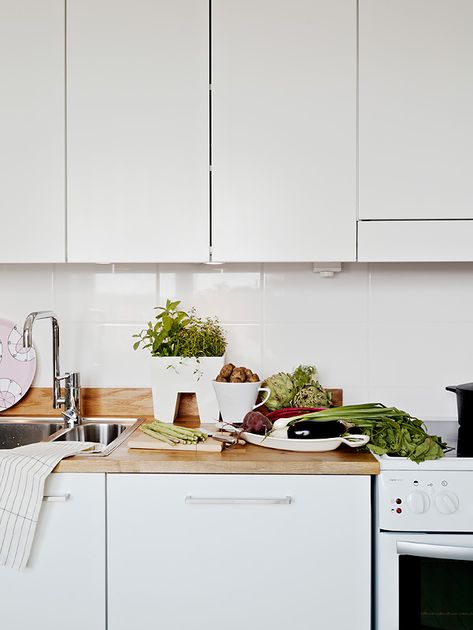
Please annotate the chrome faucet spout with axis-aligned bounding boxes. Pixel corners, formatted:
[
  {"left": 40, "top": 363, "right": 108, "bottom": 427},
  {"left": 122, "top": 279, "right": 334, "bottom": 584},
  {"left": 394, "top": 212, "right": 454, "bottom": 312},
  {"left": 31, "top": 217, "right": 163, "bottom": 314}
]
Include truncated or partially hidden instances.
[
  {"left": 22, "top": 311, "right": 82, "bottom": 425},
  {"left": 23, "top": 311, "right": 62, "bottom": 408}
]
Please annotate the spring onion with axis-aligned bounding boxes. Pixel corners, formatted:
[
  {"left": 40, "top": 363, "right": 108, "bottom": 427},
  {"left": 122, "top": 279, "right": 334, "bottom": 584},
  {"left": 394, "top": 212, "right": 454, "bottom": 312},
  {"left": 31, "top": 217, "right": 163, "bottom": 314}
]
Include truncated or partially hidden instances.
[{"left": 271, "top": 403, "right": 447, "bottom": 463}]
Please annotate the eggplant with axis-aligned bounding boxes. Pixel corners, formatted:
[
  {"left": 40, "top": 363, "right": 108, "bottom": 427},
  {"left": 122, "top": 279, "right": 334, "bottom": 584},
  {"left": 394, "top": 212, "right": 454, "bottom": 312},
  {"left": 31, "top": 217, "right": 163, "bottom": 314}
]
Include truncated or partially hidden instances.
[{"left": 287, "top": 420, "right": 345, "bottom": 440}]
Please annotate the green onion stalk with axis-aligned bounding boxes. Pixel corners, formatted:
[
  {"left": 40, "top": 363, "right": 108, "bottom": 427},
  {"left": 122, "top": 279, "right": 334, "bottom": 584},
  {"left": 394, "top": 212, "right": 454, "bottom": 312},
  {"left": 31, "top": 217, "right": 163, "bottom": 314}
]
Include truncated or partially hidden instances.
[{"left": 271, "top": 403, "right": 447, "bottom": 464}]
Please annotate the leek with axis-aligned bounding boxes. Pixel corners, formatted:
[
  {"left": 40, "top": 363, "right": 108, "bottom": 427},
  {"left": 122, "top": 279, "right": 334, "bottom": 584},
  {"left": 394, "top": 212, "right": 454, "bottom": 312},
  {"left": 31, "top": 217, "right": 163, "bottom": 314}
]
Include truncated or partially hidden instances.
[{"left": 271, "top": 403, "right": 447, "bottom": 463}]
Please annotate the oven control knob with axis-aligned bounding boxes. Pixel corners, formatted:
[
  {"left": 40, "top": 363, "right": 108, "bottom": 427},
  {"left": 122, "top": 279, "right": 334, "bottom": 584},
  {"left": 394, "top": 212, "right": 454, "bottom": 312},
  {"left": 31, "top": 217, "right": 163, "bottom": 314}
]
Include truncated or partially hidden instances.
[
  {"left": 407, "top": 491, "right": 430, "bottom": 514},
  {"left": 434, "top": 491, "right": 459, "bottom": 515}
]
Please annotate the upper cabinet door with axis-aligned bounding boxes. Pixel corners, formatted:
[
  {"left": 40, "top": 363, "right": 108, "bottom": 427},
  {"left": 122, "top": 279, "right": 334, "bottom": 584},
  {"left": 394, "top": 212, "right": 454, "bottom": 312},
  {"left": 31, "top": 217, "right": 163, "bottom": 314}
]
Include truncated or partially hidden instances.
[
  {"left": 0, "top": 0, "right": 65, "bottom": 263},
  {"left": 211, "top": 0, "right": 357, "bottom": 262},
  {"left": 359, "top": 0, "right": 473, "bottom": 220},
  {"left": 67, "top": 0, "right": 209, "bottom": 263}
]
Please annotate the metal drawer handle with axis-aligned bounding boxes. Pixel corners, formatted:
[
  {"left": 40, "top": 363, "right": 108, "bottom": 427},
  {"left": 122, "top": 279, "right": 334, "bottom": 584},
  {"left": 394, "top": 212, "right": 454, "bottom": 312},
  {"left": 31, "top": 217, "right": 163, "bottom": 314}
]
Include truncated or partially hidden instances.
[
  {"left": 43, "top": 493, "right": 70, "bottom": 503},
  {"left": 397, "top": 541, "right": 473, "bottom": 562},
  {"left": 185, "top": 496, "right": 293, "bottom": 506}
]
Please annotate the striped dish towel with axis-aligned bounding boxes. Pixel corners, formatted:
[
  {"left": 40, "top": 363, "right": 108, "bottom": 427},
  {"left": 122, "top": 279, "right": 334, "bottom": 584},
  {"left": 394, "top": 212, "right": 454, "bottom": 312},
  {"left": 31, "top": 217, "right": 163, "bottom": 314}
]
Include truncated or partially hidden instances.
[{"left": 0, "top": 441, "right": 96, "bottom": 570}]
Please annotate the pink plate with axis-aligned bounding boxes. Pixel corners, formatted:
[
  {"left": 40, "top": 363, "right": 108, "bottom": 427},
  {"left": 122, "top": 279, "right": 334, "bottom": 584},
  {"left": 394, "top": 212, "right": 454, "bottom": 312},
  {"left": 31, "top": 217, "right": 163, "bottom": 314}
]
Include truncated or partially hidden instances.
[{"left": 0, "top": 319, "right": 36, "bottom": 412}]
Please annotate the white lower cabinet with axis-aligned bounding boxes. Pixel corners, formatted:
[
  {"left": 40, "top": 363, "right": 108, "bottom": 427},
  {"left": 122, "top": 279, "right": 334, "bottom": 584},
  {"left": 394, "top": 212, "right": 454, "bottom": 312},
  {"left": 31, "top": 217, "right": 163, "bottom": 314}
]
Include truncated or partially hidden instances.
[
  {"left": 0, "top": 473, "right": 106, "bottom": 630},
  {"left": 107, "top": 474, "right": 371, "bottom": 630}
]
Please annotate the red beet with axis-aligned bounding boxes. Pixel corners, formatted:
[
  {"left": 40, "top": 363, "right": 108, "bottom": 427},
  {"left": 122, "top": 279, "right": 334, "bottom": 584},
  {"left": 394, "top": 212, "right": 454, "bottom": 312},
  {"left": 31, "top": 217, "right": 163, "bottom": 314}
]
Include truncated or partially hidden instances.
[{"left": 242, "top": 411, "right": 273, "bottom": 435}]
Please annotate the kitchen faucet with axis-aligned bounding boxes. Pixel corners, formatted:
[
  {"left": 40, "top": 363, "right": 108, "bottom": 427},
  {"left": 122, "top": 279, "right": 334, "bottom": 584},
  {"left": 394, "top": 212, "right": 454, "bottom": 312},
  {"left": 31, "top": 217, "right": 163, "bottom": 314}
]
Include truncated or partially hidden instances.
[{"left": 22, "top": 311, "right": 82, "bottom": 428}]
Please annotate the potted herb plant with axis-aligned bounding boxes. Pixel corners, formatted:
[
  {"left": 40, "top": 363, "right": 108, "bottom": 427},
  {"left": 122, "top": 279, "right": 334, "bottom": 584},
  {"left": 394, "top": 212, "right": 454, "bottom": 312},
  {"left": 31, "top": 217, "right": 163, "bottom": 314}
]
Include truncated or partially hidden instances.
[{"left": 133, "top": 300, "right": 227, "bottom": 423}]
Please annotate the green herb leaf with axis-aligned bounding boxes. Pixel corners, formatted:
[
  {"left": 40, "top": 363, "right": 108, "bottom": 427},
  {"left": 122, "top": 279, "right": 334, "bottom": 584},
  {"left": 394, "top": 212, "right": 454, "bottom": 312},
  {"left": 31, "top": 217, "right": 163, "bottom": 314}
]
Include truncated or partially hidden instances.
[{"left": 132, "top": 299, "right": 226, "bottom": 358}]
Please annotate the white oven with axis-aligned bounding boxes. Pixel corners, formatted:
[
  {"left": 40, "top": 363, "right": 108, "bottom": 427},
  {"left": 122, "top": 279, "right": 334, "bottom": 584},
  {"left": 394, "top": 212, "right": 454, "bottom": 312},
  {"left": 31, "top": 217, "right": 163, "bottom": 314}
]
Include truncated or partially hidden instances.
[
  {"left": 377, "top": 531, "right": 473, "bottom": 629},
  {"left": 375, "top": 437, "right": 473, "bottom": 630}
]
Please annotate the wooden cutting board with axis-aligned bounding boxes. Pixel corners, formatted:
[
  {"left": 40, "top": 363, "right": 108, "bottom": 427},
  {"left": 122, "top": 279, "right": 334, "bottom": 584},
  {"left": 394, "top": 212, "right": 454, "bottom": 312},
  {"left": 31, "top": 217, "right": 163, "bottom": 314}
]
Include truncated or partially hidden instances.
[{"left": 128, "top": 430, "right": 223, "bottom": 452}]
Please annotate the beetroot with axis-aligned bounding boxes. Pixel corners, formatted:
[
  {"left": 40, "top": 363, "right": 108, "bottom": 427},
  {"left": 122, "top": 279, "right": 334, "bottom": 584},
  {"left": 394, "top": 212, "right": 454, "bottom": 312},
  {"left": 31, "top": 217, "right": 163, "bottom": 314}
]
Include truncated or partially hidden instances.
[{"left": 242, "top": 411, "right": 273, "bottom": 435}]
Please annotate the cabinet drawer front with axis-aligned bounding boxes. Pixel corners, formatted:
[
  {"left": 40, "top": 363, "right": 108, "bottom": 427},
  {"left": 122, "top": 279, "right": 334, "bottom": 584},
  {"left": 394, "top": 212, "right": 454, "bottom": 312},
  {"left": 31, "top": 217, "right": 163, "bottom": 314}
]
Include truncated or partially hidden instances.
[
  {"left": 358, "top": 220, "right": 473, "bottom": 262},
  {"left": 108, "top": 474, "right": 371, "bottom": 630}
]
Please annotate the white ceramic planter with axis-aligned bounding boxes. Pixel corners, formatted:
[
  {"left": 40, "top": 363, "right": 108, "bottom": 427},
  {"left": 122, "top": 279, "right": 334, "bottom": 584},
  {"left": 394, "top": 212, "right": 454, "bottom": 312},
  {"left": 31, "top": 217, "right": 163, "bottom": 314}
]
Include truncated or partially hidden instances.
[{"left": 150, "top": 356, "right": 225, "bottom": 423}]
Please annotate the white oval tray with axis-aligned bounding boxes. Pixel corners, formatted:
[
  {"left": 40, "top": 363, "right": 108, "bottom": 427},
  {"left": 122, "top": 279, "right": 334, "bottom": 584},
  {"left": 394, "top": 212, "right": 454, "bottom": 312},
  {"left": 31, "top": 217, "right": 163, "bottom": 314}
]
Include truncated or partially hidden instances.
[{"left": 241, "top": 432, "right": 370, "bottom": 452}]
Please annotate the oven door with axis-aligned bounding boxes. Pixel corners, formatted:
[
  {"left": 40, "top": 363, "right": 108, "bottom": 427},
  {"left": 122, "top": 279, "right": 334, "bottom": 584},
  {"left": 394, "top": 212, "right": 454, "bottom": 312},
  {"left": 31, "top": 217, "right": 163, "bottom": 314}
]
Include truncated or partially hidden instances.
[{"left": 377, "top": 532, "right": 473, "bottom": 630}]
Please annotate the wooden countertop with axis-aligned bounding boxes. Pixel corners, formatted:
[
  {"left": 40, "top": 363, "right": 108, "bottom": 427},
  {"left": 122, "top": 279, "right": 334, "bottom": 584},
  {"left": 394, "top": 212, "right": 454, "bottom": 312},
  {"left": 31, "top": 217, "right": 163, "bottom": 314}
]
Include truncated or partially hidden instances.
[
  {"left": 6, "top": 388, "right": 379, "bottom": 474},
  {"left": 54, "top": 418, "right": 380, "bottom": 475}
]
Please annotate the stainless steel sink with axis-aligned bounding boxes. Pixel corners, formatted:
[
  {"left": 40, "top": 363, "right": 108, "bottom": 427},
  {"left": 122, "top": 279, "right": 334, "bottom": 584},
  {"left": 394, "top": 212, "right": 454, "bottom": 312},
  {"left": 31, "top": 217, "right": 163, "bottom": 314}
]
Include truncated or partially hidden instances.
[
  {"left": 0, "top": 420, "right": 64, "bottom": 449},
  {"left": 0, "top": 417, "right": 143, "bottom": 456},
  {"left": 53, "top": 423, "right": 127, "bottom": 445}
]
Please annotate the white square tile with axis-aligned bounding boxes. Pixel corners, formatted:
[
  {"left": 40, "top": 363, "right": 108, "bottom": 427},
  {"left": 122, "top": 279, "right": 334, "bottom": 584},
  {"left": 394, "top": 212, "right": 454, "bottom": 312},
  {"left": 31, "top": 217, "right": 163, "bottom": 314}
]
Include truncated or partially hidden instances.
[
  {"left": 60, "top": 323, "right": 151, "bottom": 387},
  {"left": 369, "top": 262, "right": 473, "bottom": 323},
  {"left": 367, "top": 386, "right": 458, "bottom": 422},
  {"left": 368, "top": 321, "right": 473, "bottom": 388},
  {"left": 262, "top": 323, "right": 369, "bottom": 388},
  {"left": 222, "top": 325, "right": 263, "bottom": 376},
  {"left": 158, "top": 263, "right": 262, "bottom": 323},
  {"left": 263, "top": 263, "right": 369, "bottom": 324},
  {"left": 0, "top": 265, "right": 55, "bottom": 388},
  {"left": 339, "top": 387, "right": 372, "bottom": 406},
  {"left": 0, "top": 264, "right": 54, "bottom": 323},
  {"left": 53, "top": 263, "right": 158, "bottom": 324}
]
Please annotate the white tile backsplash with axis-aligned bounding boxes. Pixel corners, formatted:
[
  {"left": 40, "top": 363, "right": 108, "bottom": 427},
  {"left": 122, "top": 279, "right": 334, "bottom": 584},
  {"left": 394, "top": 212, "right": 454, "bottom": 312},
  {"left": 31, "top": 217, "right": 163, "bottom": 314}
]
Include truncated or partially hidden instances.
[
  {"left": 158, "top": 263, "right": 262, "bottom": 323},
  {"left": 369, "top": 263, "right": 473, "bottom": 323},
  {"left": 263, "top": 263, "right": 369, "bottom": 323},
  {"left": 1, "top": 261, "right": 471, "bottom": 421},
  {"left": 61, "top": 323, "right": 152, "bottom": 388},
  {"left": 263, "top": 323, "right": 369, "bottom": 389},
  {"left": 53, "top": 263, "right": 159, "bottom": 323}
]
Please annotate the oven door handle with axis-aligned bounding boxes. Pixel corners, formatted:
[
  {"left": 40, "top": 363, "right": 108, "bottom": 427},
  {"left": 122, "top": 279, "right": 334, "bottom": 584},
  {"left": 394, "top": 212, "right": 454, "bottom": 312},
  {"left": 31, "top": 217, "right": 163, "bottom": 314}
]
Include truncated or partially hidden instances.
[{"left": 397, "top": 541, "right": 473, "bottom": 562}]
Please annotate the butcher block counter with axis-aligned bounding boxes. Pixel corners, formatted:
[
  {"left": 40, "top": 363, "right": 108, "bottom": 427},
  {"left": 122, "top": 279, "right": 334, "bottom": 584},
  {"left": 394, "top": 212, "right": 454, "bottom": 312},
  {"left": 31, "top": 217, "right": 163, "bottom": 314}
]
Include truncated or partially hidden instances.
[
  {"left": 53, "top": 420, "right": 380, "bottom": 474},
  {"left": 5, "top": 387, "right": 380, "bottom": 475}
]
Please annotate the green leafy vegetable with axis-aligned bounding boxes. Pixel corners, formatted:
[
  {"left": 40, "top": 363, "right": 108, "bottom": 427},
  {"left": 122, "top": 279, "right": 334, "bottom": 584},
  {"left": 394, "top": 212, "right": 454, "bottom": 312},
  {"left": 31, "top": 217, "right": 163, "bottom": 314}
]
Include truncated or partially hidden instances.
[
  {"left": 280, "top": 403, "right": 447, "bottom": 463},
  {"left": 262, "top": 365, "right": 331, "bottom": 411},
  {"left": 262, "top": 372, "right": 295, "bottom": 411},
  {"left": 293, "top": 385, "right": 331, "bottom": 408},
  {"left": 291, "top": 365, "right": 317, "bottom": 391}
]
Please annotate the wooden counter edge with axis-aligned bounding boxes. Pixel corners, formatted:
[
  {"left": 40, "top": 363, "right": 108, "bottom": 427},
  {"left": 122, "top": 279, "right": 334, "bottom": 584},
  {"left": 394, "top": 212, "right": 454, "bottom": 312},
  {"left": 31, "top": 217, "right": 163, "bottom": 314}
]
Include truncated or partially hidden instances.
[
  {"left": 53, "top": 436, "right": 380, "bottom": 474},
  {"left": 54, "top": 459, "right": 380, "bottom": 474}
]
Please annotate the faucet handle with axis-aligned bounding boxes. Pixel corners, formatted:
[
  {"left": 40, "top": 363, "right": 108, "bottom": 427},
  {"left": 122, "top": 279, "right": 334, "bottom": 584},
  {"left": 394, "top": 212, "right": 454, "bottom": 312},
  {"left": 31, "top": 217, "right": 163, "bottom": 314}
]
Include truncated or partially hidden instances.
[
  {"left": 61, "top": 372, "right": 82, "bottom": 428},
  {"left": 58, "top": 372, "right": 81, "bottom": 388},
  {"left": 65, "top": 372, "right": 81, "bottom": 389}
]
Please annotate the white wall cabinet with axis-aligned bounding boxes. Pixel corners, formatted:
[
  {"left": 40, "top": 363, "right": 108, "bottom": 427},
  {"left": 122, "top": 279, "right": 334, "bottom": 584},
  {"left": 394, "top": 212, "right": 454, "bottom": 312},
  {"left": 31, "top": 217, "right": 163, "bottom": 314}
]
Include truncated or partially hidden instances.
[
  {"left": 0, "top": 0, "right": 65, "bottom": 263},
  {"left": 107, "top": 474, "right": 371, "bottom": 630},
  {"left": 211, "top": 0, "right": 357, "bottom": 263},
  {"left": 358, "top": 0, "right": 473, "bottom": 261},
  {"left": 0, "top": 473, "right": 105, "bottom": 630},
  {"left": 7, "top": 1, "right": 473, "bottom": 264},
  {"left": 66, "top": 0, "right": 210, "bottom": 263}
]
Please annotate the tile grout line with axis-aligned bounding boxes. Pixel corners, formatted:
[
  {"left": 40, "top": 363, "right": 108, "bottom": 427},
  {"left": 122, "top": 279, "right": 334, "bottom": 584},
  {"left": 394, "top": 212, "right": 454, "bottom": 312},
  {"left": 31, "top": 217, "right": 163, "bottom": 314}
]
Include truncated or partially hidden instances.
[{"left": 260, "top": 263, "right": 266, "bottom": 374}]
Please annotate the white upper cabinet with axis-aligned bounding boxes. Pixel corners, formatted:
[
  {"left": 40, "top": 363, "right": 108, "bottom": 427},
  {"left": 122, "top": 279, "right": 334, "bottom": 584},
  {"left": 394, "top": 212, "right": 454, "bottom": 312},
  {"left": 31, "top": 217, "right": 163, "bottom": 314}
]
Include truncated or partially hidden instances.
[
  {"left": 0, "top": 0, "right": 65, "bottom": 263},
  {"left": 211, "top": 0, "right": 357, "bottom": 262},
  {"left": 359, "top": 0, "right": 473, "bottom": 221},
  {"left": 66, "top": 0, "right": 209, "bottom": 263}
]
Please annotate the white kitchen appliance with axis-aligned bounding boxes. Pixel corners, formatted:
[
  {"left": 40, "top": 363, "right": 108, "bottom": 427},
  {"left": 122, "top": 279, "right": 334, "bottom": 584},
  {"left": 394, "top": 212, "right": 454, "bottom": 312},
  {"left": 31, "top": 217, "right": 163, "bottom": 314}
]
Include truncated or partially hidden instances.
[{"left": 374, "top": 421, "right": 473, "bottom": 630}]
